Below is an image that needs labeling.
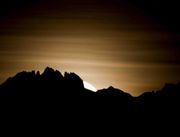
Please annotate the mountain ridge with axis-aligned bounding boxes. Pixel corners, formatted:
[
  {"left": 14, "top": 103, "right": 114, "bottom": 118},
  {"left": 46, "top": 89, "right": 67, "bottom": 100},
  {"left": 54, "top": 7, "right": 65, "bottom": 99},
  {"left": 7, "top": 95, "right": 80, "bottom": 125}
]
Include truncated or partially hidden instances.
[
  {"left": 1, "top": 67, "right": 180, "bottom": 107},
  {"left": 0, "top": 67, "right": 180, "bottom": 97},
  {"left": 0, "top": 67, "right": 180, "bottom": 131},
  {"left": 1, "top": 67, "right": 179, "bottom": 97}
]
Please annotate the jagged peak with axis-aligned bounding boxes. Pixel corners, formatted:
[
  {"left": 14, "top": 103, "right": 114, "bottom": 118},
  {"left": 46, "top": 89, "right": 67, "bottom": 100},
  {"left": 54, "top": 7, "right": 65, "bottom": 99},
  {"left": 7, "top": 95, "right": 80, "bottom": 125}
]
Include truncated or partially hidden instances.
[
  {"left": 36, "top": 71, "right": 40, "bottom": 76},
  {"left": 64, "top": 72, "right": 82, "bottom": 80},
  {"left": 55, "top": 70, "right": 63, "bottom": 78},
  {"left": 42, "top": 67, "right": 55, "bottom": 75},
  {"left": 41, "top": 67, "right": 63, "bottom": 79}
]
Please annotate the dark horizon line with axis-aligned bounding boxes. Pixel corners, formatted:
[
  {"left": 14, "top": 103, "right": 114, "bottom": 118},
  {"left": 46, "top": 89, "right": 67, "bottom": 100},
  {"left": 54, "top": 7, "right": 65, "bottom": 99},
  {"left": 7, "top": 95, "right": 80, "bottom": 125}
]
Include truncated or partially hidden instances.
[{"left": 1, "top": 66, "right": 179, "bottom": 97}]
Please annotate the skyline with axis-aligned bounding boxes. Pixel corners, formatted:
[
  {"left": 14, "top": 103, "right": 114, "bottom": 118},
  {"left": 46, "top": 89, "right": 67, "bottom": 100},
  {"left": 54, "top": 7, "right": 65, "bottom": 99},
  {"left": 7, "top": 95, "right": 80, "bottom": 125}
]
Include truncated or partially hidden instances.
[{"left": 0, "top": 0, "right": 180, "bottom": 96}]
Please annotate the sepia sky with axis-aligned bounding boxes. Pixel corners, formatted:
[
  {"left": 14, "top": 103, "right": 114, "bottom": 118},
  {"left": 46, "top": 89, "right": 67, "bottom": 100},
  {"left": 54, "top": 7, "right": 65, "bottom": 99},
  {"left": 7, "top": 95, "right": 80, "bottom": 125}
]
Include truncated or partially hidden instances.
[{"left": 0, "top": 0, "right": 180, "bottom": 96}]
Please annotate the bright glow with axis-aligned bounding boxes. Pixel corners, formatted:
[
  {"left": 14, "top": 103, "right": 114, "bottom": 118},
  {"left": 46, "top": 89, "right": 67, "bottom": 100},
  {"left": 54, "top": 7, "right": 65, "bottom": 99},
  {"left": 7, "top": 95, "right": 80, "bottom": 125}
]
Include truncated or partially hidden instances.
[{"left": 83, "top": 81, "right": 97, "bottom": 92}]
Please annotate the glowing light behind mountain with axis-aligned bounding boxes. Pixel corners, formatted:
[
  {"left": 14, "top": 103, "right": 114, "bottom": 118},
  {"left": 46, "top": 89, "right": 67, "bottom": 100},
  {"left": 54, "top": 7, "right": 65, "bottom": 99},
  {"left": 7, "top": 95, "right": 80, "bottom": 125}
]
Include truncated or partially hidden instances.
[{"left": 0, "top": 0, "right": 180, "bottom": 96}]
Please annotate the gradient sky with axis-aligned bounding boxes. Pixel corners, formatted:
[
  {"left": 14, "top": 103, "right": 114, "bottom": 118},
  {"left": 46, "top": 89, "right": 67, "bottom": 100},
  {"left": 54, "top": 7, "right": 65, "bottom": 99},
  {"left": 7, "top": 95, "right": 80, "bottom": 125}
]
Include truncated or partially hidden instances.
[{"left": 0, "top": 0, "right": 180, "bottom": 96}]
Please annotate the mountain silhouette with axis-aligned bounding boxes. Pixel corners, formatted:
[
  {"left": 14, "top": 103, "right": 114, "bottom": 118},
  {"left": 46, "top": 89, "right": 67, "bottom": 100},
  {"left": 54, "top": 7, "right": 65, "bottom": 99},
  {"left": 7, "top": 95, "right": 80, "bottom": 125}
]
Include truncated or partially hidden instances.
[
  {"left": 0, "top": 67, "right": 180, "bottom": 133},
  {"left": 0, "top": 67, "right": 180, "bottom": 108}
]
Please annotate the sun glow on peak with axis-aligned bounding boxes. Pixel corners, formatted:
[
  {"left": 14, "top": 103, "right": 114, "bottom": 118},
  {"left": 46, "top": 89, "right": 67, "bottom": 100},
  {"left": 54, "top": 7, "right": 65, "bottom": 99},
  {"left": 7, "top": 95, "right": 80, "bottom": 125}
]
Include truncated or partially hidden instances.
[{"left": 83, "top": 81, "right": 97, "bottom": 92}]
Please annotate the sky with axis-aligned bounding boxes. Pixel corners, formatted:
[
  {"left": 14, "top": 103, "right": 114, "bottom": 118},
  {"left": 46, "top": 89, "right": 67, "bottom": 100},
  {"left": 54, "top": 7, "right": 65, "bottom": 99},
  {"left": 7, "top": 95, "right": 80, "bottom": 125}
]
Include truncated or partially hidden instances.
[{"left": 0, "top": 0, "right": 180, "bottom": 96}]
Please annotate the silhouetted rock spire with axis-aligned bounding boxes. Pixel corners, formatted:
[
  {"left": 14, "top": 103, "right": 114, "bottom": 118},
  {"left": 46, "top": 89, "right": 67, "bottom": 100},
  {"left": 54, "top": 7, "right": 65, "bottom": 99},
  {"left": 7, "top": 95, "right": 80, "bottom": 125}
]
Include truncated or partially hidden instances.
[{"left": 42, "top": 67, "right": 63, "bottom": 80}]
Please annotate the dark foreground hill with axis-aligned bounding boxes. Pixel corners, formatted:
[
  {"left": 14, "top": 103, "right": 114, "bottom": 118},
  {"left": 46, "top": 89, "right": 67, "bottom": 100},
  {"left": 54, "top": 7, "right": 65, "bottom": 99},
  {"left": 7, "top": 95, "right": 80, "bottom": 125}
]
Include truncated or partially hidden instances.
[{"left": 0, "top": 67, "right": 180, "bottom": 133}]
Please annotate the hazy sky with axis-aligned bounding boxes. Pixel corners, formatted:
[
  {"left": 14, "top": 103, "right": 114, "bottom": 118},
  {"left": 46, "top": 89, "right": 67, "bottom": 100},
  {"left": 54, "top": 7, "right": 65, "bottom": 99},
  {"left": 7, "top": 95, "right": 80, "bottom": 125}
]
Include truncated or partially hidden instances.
[{"left": 0, "top": 0, "right": 180, "bottom": 96}]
